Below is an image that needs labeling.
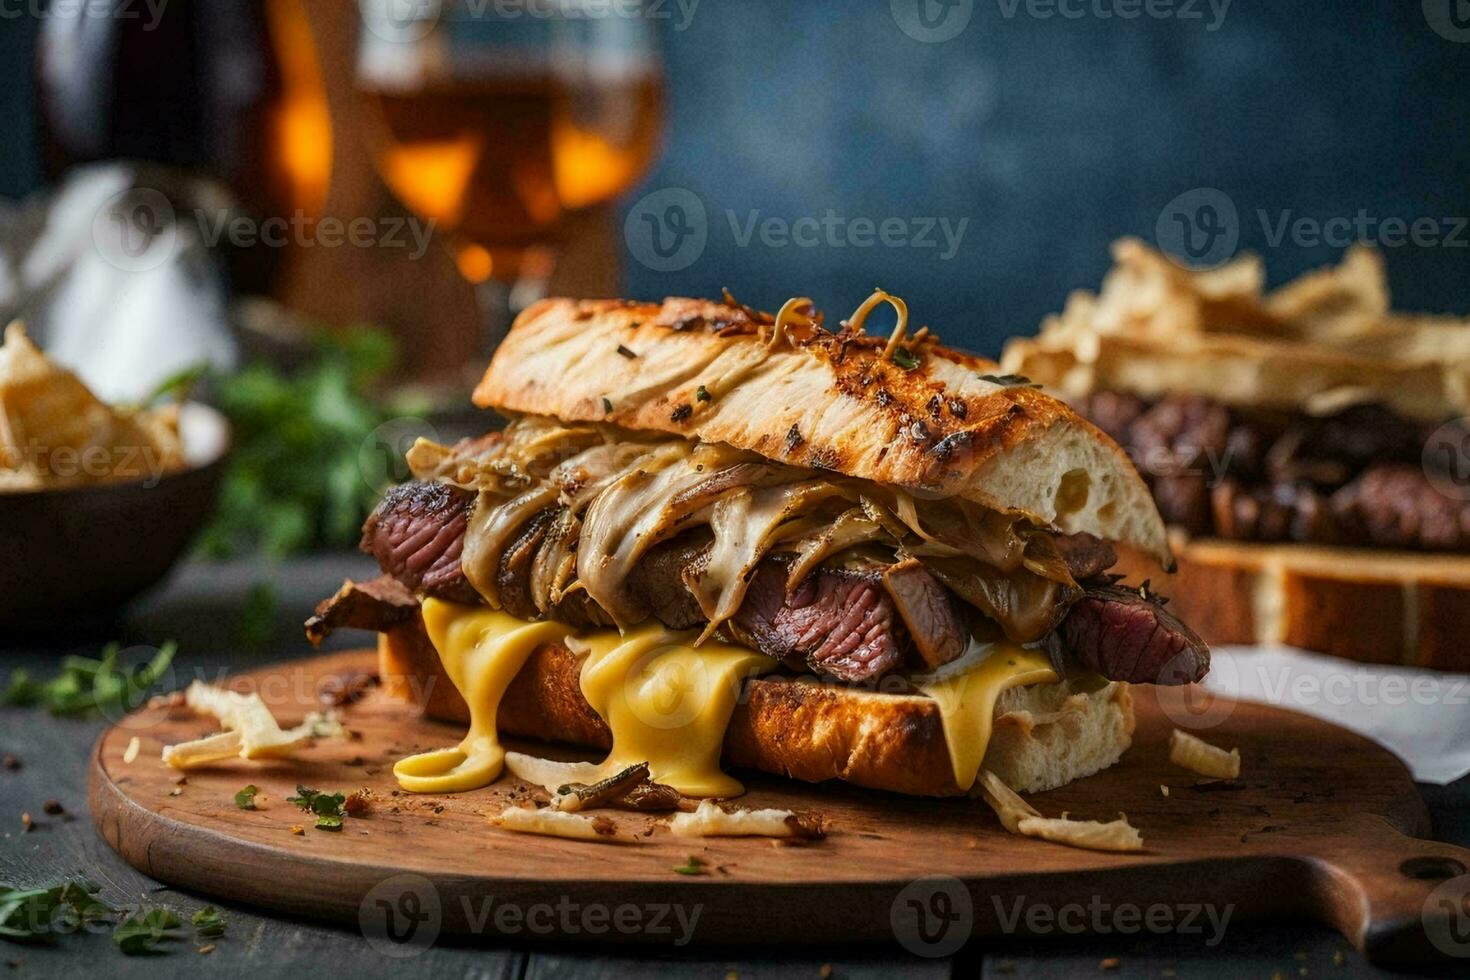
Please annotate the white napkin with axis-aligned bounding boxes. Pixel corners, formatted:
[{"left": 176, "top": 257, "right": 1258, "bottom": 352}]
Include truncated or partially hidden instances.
[
  {"left": 1203, "top": 645, "right": 1470, "bottom": 785},
  {"left": 0, "top": 164, "right": 236, "bottom": 402}
]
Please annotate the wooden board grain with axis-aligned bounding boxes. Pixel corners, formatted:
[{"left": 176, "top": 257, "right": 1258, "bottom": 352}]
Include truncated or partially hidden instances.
[{"left": 88, "top": 651, "right": 1470, "bottom": 967}]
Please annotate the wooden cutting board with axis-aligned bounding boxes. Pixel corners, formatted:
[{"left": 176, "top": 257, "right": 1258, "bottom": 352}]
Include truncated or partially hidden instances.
[{"left": 88, "top": 650, "right": 1470, "bottom": 967}]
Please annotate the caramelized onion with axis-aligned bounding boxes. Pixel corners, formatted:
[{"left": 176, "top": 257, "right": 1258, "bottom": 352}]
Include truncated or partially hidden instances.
[{"left": 783, "top": 508, "right": 888, "bottom": 591}]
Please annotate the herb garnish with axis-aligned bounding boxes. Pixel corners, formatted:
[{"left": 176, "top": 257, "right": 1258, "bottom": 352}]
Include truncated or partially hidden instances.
[
  {"left": 2, "top": 642, "right": 175, "bottom": 718},
  {"left": 113, "top": 906, "right": 182, "bottom": 955},
  {"left": 977, "top": 373, "right": 1042, "bottom": 389},
  {"left": 784, "top": 424, "right": 804, "bottom": 451},
  {"left": 602, "top": 397, "right": 614, "bottom": 415},
  {"left": 191, "top": 906, "right": 225, "bottom": 939},
  {"left": 198, "top": 326, "right": 426, "bottom": 558},
  {"left": 891, "top": 346, "right": 920, "bottom": 371},
  {"left": 672, "top": 855, "right": 708, "bottom": 876},
  {"left": 616, "top": 344, "right": 638, "bottom": 359},
  {"left": 669, "top": 404, "right": 692, "bottom": 423},
  {"left": 0, "top": 879, "right": 110, "bottom": 944},
  {"left": 695, "top": 385, "right": 711, "bottom": 403},
  {"left": 286, "top": 786, "right": 347, "bottom": 830},
  {"left": 234, "top": 785, "right": 260, "bottom": 811}
]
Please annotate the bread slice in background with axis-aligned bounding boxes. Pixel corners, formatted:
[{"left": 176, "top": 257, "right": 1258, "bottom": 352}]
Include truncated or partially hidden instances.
[
  {"left": 1115, "top": 536, "right": 1470, "bottom": 672},
  {"left": 378, "top": 618, "right": 1134, "bottom": 796}
]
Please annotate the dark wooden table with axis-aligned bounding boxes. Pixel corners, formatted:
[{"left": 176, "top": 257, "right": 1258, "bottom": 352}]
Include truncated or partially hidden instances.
[{"left": 3, "top": 554, "right": 1468, "bottom": 979}]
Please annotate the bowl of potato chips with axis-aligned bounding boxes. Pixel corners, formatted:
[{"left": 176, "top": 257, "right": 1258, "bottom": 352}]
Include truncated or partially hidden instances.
[{"left": 0, "top": 323, "right": 230, "bottom": 629}]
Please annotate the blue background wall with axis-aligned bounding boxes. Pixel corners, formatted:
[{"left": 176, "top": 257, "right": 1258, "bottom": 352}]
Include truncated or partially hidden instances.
[
  {"left": 4, "top": 1, "right": 1468, "bottom": 357},
  {"left": 618, "top": 0, "right": 1470, "bottom": 355}
]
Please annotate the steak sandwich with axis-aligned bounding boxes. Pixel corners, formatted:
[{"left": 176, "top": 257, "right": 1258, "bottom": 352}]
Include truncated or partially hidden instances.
[
  {"left": 311, "top": 291, "right": 1209, "bottom": 801},
  {"left": 1002, "top": 240, "right": 1470, "bottom": 670}
]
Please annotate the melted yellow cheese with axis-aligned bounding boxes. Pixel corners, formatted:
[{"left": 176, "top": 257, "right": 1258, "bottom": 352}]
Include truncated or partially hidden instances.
[
  {"left": 394, "top": 601, "right": 773, "bottom": 797},
  {"left": 577, "top": 623, "right": 774, "bottom": 797},
  {"left": 396, "top": 602, "right": 1055, "bottom": 799},
  {"left": 919, "top": 644, "right": 1059, "bottom": 792},
  {"left": 394, "top": 600, "right": 571, "bottom": 793}
]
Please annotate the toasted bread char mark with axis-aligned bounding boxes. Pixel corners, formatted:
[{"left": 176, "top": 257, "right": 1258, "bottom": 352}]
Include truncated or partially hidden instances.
[{"left": 474, "top": 296, "right": 1170, "bottom": 565}]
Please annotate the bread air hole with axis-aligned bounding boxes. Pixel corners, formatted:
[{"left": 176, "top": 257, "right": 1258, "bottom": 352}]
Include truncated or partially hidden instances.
[{"left": 1054, "top": 468, "right": 1091, "bottom": 516}]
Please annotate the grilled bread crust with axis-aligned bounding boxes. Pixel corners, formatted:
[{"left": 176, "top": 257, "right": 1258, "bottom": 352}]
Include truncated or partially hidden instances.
[
  {"left": 474, "top": 297, "right": 1170, "bottom": 564},
  {"left": 379, "top": 618, "right": 1135, "bottom": 796}
]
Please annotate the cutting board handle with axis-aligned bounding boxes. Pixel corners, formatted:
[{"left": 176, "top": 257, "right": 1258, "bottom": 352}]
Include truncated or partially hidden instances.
[{"left": 1306, "top": 815, "right": 1470, "bottom": 967}]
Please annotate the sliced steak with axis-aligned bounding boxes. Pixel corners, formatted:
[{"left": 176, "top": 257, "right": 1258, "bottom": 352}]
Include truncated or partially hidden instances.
[
  {"left": 305, "top": 575, "right": 420, "bottom": 646},
  {"left": 1051, "top": 532, "right": 1118, "bottom": 581},
  {"left": 496, "top": 508, "right": 555, "bottom": 619},
  {"left": 1331, "top": 463, "right": 1470, "bottom": 551},
  {"left": 359, "top": 483, "right": 987, "bottom": 682},
  {"left": 880, "top": 559, "right": 967, "bottom": 668},
  {"left": 627, "top": 534, "right": 711, "bottom": 629},
  {"left": 731, "top": 560, "right": 903, "bottom": 683},
  {"left": 1050, "top": 584, "right": 1209, "bottom": 685},
  {"left": 360, "top": 482, "right": 480, "bottom": 604}
]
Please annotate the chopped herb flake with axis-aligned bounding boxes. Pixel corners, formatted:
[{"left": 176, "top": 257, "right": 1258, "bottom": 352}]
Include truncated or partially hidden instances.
[
  {"left": 191, "top": 906, "right": 225, "bottom": 939},
  {"left": 0, "top": 879, "right": 110, "bottom": 944},
  {"left": 695, "top": 385, "right": 711, "bottom": 402},
  {"left": 234, "top": 785, "right": 259, "bottom": 811},
  {"left": 113, "top": 906, "right": 182, "bottom": 955},
  {"left": 615, "top": 344, "right": 637, "bottom": 359},
  {"left": 601, "top": 397, "right": 614, "bottom": 415},
  {"left": 891, "top": 346, "right": 920, "bottom": 371},
  {"left": 670, "top": 404, "right": 693, "bottom": 423},
  {"left": 978, "top": 373, "right": 1041, "bottom": 389},
  {"left": 672, "top": 855, "right": 708, "bottom": 876},
  {"left": 285, "top": 786, "right": 347, "bottom": 830}
]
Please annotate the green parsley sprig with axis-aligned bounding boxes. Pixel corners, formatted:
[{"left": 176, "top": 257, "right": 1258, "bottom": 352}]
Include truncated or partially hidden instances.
[{"left": 2, "top": 642, "right": 175, "bottom": 718}]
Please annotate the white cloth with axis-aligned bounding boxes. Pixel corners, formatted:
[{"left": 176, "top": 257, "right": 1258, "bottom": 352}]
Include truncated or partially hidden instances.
[
  {"left": 0, "top": 164, "right": 236, "bottom": 402},
  {"left": 1204, "top": 645, "right": 1470, "bottom": 785}
]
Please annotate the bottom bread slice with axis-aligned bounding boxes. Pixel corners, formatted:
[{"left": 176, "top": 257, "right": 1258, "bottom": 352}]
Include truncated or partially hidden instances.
[
  {"left": 1116, "top": 535, "right": 1470, "bottom": 671},
  {"left": 378, "top": 621, "right": 1135, "bottom": 797}
]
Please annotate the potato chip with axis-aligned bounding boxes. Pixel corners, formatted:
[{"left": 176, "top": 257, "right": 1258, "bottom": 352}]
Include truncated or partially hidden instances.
[
  {"left": 0, "top": 322, "right": 186, "bottom": 491},
  {"left": 1169, "top": 729, "right": 1241, "bottom": 780},
  {"left": 492, "top": 806, "right": 629, "bottom": 843},
  {"left": 977, "top": 769, "right": 1144, "bottom": 853},
  {"left": 668, "top": 800, "right": 826, "bottom": 840},
  {"left": 162, "top": 682, "right": 334, "bottom": 769}
]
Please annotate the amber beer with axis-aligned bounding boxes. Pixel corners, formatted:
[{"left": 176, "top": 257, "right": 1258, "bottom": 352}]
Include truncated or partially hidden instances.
[{"left": 361, "top": 66, "right": 663, "bottom": 274}]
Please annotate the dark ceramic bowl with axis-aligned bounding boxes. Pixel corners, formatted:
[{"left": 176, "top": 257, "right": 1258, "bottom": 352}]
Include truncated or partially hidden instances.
[{"left": 0, "top": 403, "right": 230, "bottom": 631}]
